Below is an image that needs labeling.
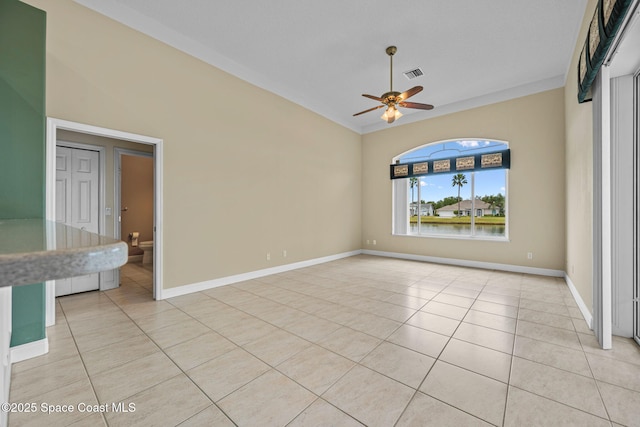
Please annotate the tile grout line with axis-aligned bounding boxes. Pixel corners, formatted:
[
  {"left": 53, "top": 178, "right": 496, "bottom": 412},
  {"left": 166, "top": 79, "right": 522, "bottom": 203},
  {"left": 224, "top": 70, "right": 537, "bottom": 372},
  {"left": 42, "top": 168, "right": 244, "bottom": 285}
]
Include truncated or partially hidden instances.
[
  {"left": 501, "top": 274, "right": 523, "bottom": 427},
  {"left": 195, "top": 283, "right": 378, "bottom": 425},
  {"left": 160, "top": 275, "right": 423, "bottom": 424},
  {"left": 575, "top": 299, "right": 614, "bottom": 424},
  {"left": 106, "top": 282, "right": 241, "bottom": 426},
  {"left": 223, "top": 268, "right": 453, "bottom": 426},
  {"left": 63, "top": 266, "right": 225, "bottom": 426},
  {"left": 57, "top": 300, "right": 110, "bottom": 427},
  {"left": 393, "top": 272, "right": 503, "bottom": 426},
  {"left": 506, "top": 279, "right": 615, "bottom": 425}
]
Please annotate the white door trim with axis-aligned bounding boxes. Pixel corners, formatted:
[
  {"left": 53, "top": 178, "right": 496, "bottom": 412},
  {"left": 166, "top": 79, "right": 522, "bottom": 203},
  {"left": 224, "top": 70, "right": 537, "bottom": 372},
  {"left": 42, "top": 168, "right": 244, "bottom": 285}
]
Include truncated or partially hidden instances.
[
  {"left": 635, "top": 68, "right": 640, "bottom": 346},
  {"left": 592, "top": 66, "right": 613, "bottom": 350},
  {"left": 601, "top": 66, "right": 613, "bottom": 350},
  {"left": 46, "top": 118, "right": 165, "bottom": 324}
]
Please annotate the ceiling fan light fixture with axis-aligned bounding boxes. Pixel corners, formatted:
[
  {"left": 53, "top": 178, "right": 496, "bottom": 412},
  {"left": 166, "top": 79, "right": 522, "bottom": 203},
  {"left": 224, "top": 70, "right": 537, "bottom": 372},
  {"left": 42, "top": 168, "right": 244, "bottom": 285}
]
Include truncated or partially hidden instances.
[{"left": 381, "top": 105, "right": 402, "bottom": 123}]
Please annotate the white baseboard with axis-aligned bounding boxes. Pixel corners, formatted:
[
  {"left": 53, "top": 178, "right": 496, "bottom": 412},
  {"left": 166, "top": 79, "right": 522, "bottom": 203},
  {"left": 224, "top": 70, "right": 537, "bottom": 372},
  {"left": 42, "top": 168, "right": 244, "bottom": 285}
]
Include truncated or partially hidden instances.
[
  {"left": 565, "top": 273, "right": 593, "bottom": 329},
  {"left": 362, "top": 249, "right": 565, "bottom": 277},
  {"left": 160, "top": 250, "right": 363, "bottom": 299},
  {"left": 10, "top": 338, "right": 49, "bottom": 364}
]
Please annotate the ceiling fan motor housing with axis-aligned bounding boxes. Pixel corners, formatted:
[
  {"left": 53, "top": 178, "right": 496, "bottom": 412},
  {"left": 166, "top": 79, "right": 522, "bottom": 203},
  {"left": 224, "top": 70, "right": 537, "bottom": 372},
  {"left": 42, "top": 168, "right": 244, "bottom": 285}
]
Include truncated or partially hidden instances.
[{"left": 382, "top": 92, "right": 401, "bottom": 105}]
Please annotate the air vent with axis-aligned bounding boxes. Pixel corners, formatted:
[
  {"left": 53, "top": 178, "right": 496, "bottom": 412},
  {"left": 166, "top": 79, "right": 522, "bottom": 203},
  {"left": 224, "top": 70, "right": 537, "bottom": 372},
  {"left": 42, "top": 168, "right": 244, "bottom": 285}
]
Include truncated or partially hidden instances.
[{"left": 403, "top": 68, "right": 424, "bottom": 80}]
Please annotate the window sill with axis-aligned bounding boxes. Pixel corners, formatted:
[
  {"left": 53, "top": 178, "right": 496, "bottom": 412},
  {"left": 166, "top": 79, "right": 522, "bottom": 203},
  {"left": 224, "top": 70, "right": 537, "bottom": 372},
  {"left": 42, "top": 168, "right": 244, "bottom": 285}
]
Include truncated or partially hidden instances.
[{"left": 393, "top": 232, "right": 510, "bottom": 243}]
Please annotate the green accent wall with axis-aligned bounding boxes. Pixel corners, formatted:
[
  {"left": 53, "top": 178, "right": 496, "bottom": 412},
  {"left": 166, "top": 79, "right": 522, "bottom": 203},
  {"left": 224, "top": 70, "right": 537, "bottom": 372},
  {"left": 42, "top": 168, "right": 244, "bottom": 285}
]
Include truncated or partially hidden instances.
[{"left": 0, "top": 0, "right": 47, "bottom": 347}]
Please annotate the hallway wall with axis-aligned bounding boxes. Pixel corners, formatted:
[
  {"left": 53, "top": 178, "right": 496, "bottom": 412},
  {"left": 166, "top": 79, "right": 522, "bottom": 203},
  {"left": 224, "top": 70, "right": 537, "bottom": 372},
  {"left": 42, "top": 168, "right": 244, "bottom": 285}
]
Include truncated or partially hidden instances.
[{"left": 564, "top": 0, "right": 597, "bottom": 313}]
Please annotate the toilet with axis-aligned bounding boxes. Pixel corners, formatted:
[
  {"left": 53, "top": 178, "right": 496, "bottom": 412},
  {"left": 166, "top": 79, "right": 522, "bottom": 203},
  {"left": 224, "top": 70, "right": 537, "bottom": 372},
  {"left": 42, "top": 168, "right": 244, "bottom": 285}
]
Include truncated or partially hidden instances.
[{"left": 139, "top": 241, "right": 154, "bottom": 264}]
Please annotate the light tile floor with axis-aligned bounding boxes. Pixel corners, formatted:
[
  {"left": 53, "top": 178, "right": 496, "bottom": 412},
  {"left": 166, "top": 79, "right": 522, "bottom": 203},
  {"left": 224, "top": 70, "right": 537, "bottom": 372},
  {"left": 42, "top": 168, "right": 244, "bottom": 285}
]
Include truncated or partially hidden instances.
[{"left": 8, "top": 256, "right": 640, "bottom": 426}]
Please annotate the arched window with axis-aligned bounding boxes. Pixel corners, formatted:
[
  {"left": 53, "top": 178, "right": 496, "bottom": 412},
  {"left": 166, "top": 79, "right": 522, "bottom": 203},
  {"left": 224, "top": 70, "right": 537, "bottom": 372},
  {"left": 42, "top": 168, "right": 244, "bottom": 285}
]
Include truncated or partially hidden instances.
[{"left": 392, "top": 139, "right": 509, "bottom": 240}]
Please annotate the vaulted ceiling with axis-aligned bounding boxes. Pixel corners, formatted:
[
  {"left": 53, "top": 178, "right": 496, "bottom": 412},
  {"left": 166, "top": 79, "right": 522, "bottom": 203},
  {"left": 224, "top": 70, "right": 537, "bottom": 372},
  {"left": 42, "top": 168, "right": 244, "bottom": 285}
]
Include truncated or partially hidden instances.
[{"left": 74, "top": 0, "right": 588, "bottom": 134}]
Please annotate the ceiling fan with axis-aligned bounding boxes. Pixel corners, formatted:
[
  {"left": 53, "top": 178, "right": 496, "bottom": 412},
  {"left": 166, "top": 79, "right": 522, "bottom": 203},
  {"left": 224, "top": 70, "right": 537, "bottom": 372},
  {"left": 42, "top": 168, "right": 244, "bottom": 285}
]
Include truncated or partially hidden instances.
[{"left": 354, "top": 46, "right": 434, "bottom": 124}]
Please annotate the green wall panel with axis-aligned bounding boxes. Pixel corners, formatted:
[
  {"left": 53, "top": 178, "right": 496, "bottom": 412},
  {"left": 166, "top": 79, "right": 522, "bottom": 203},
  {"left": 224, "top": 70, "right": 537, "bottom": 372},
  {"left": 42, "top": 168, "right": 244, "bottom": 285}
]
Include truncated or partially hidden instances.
[{"left": 0, "top": 0, "right": 47, "bottom": 347}]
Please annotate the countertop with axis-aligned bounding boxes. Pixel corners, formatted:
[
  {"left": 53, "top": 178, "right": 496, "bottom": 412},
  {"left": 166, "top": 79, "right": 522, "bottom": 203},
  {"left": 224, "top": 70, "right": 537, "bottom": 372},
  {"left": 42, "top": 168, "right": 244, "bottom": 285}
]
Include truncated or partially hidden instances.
[{"left": 0, "top": 219, "right": 128, "bottom": 288}]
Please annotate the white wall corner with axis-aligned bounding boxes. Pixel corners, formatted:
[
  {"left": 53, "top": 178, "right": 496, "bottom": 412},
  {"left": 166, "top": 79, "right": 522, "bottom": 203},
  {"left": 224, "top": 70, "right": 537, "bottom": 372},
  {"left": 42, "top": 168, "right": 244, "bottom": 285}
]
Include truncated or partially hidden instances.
[{"left": 45, "top": 281, "right": 55, "bottom": 327}]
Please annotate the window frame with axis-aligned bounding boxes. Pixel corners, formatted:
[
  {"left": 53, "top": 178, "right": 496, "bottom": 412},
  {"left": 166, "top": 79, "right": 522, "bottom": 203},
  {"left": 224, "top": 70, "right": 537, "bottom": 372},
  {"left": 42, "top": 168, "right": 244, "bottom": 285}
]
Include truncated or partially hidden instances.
[{"left": 391, "top": 139, "right": 510, "bottom": 242}]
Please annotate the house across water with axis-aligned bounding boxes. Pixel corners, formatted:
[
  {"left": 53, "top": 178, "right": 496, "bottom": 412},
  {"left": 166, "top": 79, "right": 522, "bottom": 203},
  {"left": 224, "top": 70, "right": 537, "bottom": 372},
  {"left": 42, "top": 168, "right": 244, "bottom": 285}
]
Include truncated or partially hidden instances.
[{"left": 437, "top": 199, "right": 495, "bottom": 217}]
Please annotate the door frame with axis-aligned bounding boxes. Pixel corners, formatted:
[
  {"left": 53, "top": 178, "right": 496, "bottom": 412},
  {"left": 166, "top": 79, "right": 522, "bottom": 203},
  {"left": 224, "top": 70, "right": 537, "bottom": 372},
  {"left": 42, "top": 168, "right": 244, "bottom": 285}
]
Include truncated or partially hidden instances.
[
  {"left": 594, "top": 0, "right": 640, "bottom": 348},
  {"left": 46, "top": 118, "right": 165, "bottom": 325},
  {"left": 635, "top": 69, "right": 640, "bottom": 345}
]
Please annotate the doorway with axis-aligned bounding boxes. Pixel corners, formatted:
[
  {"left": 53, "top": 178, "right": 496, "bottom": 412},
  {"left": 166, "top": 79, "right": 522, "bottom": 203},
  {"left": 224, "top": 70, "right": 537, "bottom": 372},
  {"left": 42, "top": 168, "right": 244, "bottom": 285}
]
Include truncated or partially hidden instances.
[
  {"left": 601, "top": 2, "right": 640, "bottom": 347},
  {"left": 45, "top": 118, "right": 164, "bottom": 326},
  {"left": 115, "top": 148, "right": 155, "bottom": 298}
]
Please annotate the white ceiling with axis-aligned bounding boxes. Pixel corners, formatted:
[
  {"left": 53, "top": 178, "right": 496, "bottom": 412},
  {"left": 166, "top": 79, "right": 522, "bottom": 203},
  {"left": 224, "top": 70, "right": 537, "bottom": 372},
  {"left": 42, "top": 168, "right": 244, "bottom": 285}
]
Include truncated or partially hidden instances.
[{"left": 74, "top": 0, "right": 588, "bottom": 134}]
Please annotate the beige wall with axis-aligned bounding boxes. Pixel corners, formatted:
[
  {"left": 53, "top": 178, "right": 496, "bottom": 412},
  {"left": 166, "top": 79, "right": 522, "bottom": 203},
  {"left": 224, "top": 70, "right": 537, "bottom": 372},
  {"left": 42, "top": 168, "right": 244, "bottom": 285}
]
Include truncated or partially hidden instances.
[
  {"left": 31, "top": 0, "right": 362, "bottom": 289},
  {"left": 121, "top": 155, "right": 154, "bottom": 254},
  {"left": 56, "top": 129, "right": 154, "bottom": 242},
  {"left": 362, "top": 88, "right": 566, "bottom": 271},
  {"left": 564, "top": 0, "right": 597, "bottom": 311}
]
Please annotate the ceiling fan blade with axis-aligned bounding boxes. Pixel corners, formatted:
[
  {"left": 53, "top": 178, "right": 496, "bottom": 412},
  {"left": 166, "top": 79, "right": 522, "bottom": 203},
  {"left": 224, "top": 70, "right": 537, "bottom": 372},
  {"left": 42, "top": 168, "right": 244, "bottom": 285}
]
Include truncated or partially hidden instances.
[
  {"left": 398, "top": 86, "right": 423, "bottom": 101},
  {"left": 362, "top": 94, "right": 384, "bottom": 102},
  {"left": 399, "top": 101, "right": 434, "bottom": 110},
  {"left": 353, "top": 104, "right": 385, "bottom": 116}
]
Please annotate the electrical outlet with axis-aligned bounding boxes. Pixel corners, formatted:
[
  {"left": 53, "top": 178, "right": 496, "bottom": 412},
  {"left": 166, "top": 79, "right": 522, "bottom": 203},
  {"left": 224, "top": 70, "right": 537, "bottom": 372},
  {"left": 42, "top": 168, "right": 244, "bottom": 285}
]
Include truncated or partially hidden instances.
[
  {"left": 366, "top": 240, "right": 370, "bottom": 245},
  {"left": 266, "top": 252, "right": 271, "bottom": 261},
  {"left": 283, "top": 250, "right": 287, "bottom": 258},
  {"left": 373, "top": 240, "right": 377, "bottom": 245},
  {"left": 527, "top": 252, "right": 533, "bottom": 260}
]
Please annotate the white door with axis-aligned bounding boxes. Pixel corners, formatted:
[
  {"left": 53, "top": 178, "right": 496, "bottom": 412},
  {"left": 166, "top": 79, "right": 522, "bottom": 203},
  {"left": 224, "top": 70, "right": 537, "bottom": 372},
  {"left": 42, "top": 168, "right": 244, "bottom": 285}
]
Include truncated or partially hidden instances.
[{"left": 55, "top": 146, "right": 100, "bottom": 296}]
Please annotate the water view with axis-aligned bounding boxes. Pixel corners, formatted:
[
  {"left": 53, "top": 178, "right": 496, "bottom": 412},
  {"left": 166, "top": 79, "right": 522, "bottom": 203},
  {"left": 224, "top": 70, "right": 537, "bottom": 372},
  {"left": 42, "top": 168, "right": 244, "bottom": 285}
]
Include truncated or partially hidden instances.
[{"left": 410, "top": 223, "right": 505, "bottom": 237}]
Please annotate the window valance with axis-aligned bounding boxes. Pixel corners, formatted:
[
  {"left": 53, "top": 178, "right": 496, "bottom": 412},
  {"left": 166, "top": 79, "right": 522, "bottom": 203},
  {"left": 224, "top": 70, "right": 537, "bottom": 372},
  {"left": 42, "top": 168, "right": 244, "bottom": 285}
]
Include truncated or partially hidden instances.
[
  {"left": 578, "top": 0, "right": 634, "bottom": 103},
  {"left": 389, "top": 149, "right": 510, "bottom": 180}
]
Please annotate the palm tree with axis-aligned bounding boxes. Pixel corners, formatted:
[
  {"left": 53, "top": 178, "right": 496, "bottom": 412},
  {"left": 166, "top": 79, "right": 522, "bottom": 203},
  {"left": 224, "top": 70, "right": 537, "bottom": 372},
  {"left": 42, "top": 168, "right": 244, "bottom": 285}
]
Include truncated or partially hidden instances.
[
  {"left": 409, "top": 177, "right": 418, "bottom": 216},
  {"left": 451, "top": 173, "right": 467, "bottom": 217}
]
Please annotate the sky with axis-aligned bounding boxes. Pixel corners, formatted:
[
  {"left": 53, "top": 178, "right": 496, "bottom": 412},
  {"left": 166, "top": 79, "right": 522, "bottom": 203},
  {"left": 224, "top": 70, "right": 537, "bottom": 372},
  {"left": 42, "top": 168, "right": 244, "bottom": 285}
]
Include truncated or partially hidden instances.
[{"left": 399, "top": 140, "right": 507, "bottom": 203}]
